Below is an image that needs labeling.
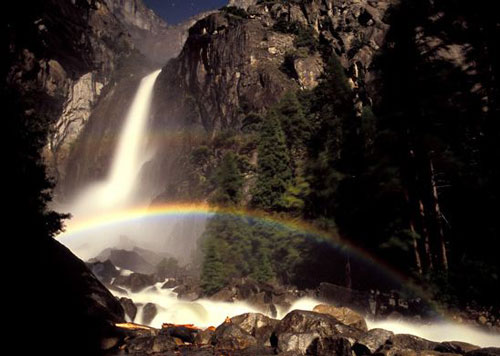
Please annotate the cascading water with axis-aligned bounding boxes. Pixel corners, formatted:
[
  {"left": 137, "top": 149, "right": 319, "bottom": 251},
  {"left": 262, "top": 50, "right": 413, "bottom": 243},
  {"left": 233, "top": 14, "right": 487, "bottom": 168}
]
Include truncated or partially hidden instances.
[
  {"left": 73, "top": 69, "right": 161, "bottom": 214},
  {"left": 61, "top": 70, "right": 162, "bottom": 259}
]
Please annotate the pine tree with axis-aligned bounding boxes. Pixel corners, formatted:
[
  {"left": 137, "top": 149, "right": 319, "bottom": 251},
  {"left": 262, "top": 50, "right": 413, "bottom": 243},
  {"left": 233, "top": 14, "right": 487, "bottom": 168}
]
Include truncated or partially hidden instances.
[
  {"left": 200, "top": 241, "right": 226, "bottom": 295},
  {"left": 274, "top": 91, "right": 310, "bottom": 155},
  {"left": 210, "top": 151, "right": 243, "bottom": 206},
  {"left": 251, "top": 110, "right": 292, "bottom": 211}
]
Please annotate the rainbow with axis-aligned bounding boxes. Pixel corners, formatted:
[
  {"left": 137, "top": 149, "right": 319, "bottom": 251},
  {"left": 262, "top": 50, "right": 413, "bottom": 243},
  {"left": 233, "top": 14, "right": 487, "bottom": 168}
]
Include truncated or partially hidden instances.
[{"left": 58, "top": 201, "right": 439, "bottom": 312}]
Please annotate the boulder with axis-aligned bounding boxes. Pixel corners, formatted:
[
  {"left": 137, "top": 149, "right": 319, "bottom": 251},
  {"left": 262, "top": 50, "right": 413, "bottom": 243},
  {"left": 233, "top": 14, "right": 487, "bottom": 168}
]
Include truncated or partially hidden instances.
[
  {"left": 211, "top": 323, "right": 258, "bottom": 350},
  {"left": 465, "top": 349, "right": 500, "bottom": 356},
  {"left": 277, "top": 332, "right": 321, "bottom": 354},
  {"left": 120, "top": 297, "right": 138, "bottom": 322},
  {"left": 194, "top": 328, "right": 215, "bottom": 345},
  {"left": 306, "top": 336, "right": 353, "bottom": 356},
  {"left": 142, "top": 303, "right": 158, "bottom": 325},
  {"left": 161, "top": 324, "right": 200, "bottom": 344},
  {"left": 210, "top": 286, "right": 237, "bottom": 302},
  {"left": 113, "top": 272, "right": 156, "bottom": 292},
  {"left": 376, "top": 334, "right": 439, "bottom": 355},
  {"left": 174, "top": 281, "right": 202, "bottom": 301},
  {"left": 275, "top": 310, "right": 362, "bottom": 342},
  {"left": 313, "top": 304, "right": 368, "bottom": 331},
  {"left": 230, "top": 313, "right": 280, "bottom": 345},
  {"left": 353, "top": 328, "right": 394, "bottom": 355},
  {"left": 125, "top": 334, "right": 176, "bottom": 354},
  {"left": 94, "top": 248, "right": 156, "bottom": 274},
  {"left": 434, "top": 342, "right": 480, "bottom": 355},
  {"left": 389, "top": 334, "right": 438, "bottom": 351},
  {"left": 87, "top": 259, "right": 119, "bottom": 284}
]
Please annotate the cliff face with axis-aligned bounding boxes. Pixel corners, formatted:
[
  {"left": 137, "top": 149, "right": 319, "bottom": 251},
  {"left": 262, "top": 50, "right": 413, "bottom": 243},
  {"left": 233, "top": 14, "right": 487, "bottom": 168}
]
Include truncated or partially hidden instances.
[
  {"left": 152, "top": 0, "right": 393, "bottom": 133},
  {"left": 146, "top": 0, "right": 394, "bottom": 201}
]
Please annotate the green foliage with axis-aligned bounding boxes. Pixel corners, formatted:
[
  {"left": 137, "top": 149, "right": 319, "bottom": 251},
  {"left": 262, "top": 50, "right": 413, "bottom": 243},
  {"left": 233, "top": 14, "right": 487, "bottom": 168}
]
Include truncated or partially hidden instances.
[
  {"left": 200, "top": 240, "right": 226, "bottom": 295},
  {"left": 156, "top": 257, "right": 181, "bottom": 279},
  {"left": 273, "top": 91, "right": 310, "bottom": 153},
  {"left": 190, "top": 146, "right": 211, "bottom": 165},
  {"left": 294, "top": 26, "right": 319, "bottom": 53},
  {"left": 251, "top": 110, "right": 292, "bottom": 211},
  {"left": 241, "top": 112, "right": 264, "bottom": 133},
  {"left": 210, "top": 151, "right": 244, "bottom": 206}
]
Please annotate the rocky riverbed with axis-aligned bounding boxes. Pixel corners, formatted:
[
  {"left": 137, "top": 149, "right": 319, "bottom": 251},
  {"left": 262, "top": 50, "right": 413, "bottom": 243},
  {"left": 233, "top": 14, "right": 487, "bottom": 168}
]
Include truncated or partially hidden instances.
[{"left": 104, "top": 308, "right": 500, "bottom": 355}]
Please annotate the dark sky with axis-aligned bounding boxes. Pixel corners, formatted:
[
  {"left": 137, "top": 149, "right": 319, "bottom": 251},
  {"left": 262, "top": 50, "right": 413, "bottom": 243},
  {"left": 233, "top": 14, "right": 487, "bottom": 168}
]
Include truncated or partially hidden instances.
[{"left": 143, "top": 0, "right": 229, "bottom": 25}]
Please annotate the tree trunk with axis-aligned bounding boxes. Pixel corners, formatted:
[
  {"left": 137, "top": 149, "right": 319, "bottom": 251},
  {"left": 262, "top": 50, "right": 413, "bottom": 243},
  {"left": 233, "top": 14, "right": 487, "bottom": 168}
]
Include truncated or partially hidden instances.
[
  {"left": 404, "top": 189, "right": 423, "bottom": 275},
  {"left": 429, "top": 159, "right": 449, "bottom": 271},
  {"left": 418, "top": 199, "right": 433, "bottom": 271}
]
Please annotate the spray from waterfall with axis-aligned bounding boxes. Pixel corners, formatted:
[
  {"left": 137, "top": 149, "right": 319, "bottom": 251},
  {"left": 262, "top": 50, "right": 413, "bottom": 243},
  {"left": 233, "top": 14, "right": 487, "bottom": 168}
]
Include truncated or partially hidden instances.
[{"left": 61, "top": 70, "right": 164, "bottom": 259}]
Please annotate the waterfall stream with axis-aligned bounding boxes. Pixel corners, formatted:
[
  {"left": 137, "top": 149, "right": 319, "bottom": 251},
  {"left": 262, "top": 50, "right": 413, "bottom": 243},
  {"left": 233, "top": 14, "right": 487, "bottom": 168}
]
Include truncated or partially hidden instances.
[{"left": 61, "top": 70, "right": 162, "bottom": 259}]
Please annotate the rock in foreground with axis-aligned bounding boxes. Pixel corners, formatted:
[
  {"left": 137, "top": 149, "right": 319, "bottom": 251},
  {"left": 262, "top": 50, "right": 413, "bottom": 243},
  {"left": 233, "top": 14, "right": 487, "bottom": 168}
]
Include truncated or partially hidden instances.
[{"left": 109, "top": 309, "right": 499, "bottom": 356}]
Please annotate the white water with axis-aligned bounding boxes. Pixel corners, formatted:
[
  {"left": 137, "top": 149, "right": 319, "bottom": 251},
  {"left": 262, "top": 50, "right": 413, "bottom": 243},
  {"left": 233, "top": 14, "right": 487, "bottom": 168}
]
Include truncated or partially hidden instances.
[
  {"left": 60, "top": 70, "right": 163, "bottom": 259},
  {"left": 69, "top": 70, "right": 161, "bottom": 216},
  {"left": 112, "top": 285, "right": 500, "bottom": 347}
]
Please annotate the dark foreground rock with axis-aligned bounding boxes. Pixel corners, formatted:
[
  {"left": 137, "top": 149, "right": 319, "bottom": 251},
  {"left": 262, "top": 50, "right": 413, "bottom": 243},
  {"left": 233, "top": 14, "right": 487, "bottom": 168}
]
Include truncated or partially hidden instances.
[
  {"left": 353, "top": 328, "right": 394, "bottom": 355},
  {"left": 38, "top": 238, "right": 125, "bottom": 355},
  {"left": 87, "top": 259, "right": 120, "bottom": 284},
  {"left": 211, "top": 322, "right": 259, "bottom": 350},
  {"left": 120, "top": 297, "right": 138, "bottom": 322},
  {"left": 108, "top": 308, "right": 500, "bottom": 356},
  {"left": 231, "top": 313, "right": 279, "bottom": 346},
  {"left": 465, "top": 348, "right": 500, "bottom": 356},
  {"left": 112, "top": 272, "right": 156, "bottom": 293},
  {"left": 142, "top": 303, "right": 158, "bottom": 325},
  {"left": 434, "top": 341, "right": 480, "bottom": 355},
  {"left": 161, "top": 324, "right": 200, "bottom": 344}
]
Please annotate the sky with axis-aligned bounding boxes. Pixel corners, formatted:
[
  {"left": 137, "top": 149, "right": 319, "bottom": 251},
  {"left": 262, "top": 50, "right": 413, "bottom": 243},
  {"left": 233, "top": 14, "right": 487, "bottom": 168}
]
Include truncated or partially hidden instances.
[{"left": 143, "top": 0, "right": 229, "bottom": 24}]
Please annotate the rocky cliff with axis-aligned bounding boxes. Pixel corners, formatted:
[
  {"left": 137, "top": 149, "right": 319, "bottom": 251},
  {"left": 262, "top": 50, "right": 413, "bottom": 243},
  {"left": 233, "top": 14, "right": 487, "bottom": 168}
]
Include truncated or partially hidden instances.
[{"left": 146, "top": 0, "right": 394, "bottom": 201}]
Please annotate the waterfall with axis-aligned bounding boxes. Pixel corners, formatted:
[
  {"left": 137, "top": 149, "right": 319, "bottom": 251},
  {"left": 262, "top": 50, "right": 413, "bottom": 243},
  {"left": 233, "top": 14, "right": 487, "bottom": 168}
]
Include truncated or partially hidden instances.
[
  {"left": 103, "top": 69, "right": 162, "bottom": 207},
  {"left": 61, "top": 70, "right": 162, "bottom": 258}
]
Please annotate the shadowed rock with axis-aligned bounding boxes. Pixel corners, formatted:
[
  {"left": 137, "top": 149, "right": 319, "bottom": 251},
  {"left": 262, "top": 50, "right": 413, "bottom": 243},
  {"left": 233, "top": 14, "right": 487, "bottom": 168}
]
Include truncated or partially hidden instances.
[
  {"left": 211, "top": 323, "right": 258, "bottom": 350},
  {"left": 230, "top": 313, "right": 279, "bottom": 345},
  {"left": 113, "top": 272, "right": 155, "bottom": 292},
  {"left": 120, "top": 297, "right": 138, "bottom": 322},
  {"left": 142, "top": 303, "right": 158, "bottom": 325},
  {"left": 353, "top": 328, "right": 394, "bottom": 355},
  {"left": 306, "top": 336, "right": 353, "bottom": 356},
  {"left": 465, "top": 348, "right": 500, "bottom": 356},
  {"left": 434, "top": 341, "right": 480, "bottom": 355}
]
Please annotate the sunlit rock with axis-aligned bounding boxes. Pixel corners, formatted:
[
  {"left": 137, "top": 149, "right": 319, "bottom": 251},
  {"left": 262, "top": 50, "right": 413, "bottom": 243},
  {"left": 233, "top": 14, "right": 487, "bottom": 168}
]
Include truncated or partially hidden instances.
[{"left": 313, "top": 304, "right": 368, "bottom": 331}]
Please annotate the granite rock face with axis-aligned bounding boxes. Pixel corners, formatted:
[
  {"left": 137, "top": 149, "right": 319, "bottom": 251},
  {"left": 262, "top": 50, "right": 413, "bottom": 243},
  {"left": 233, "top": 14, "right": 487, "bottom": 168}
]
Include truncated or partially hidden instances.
[{"left": 146, "top": 0, "right": 395, "bottom": 201}]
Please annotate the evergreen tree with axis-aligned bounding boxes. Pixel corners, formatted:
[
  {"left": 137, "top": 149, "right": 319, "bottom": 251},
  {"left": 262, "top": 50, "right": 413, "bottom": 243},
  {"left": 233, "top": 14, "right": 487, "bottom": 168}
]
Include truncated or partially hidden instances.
[
  {"left": 200, "top": 240, "right": 226, "bottom": 295},
  {"left": 210, "top": 151, "right": 243, "bottom": 206},
  {"left": 274, "top": 91, "right": 310, "bottom": 155},
  {"left": 251, "top": 110, "right": 292, "bottom": 211}
]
